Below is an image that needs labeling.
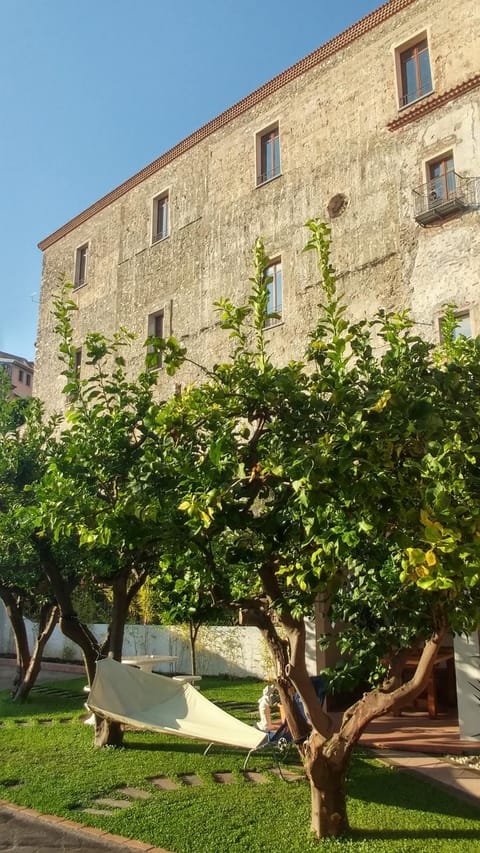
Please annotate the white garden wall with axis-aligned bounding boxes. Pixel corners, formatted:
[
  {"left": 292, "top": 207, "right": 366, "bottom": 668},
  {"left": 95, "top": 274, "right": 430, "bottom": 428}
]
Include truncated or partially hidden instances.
[{"left": 0, "top": 602, "right": 318, "bottom": 680}]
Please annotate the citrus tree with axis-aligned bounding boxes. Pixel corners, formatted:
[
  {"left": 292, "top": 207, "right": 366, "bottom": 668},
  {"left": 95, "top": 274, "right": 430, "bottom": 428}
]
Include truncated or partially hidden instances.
[
  {"left": 142, "top": 221, "right": 480, "bottom": 839},
  {"left": 0, "top": 376, "right": 67, "bottom": 701},
  {"left": 33, "top": 289, "right": 196, "bottom": 743}
]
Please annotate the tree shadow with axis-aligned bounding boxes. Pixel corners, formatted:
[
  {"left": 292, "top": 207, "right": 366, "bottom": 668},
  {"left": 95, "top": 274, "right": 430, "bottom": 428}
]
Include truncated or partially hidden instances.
[
  {"left": 347, "top": 751, "right": 480, "bottom": 822},
  {"left": 351, "top": 828, "right": 480, "bottom": 841},
  {"left": 124, "top": 737, "right": 247, "bottom": 760}
]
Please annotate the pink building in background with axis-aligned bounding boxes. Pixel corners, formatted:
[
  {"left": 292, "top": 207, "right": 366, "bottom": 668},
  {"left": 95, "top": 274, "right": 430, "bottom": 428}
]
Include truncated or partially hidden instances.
[{"left": 0, "top": 351, "right": 34, "bottom": 398}]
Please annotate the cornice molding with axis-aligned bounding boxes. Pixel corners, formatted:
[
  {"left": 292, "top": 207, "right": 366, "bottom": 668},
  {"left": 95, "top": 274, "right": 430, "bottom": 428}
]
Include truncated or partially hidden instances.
[{"left": 387, "top": 73, "right": 480, "bottom": 131}]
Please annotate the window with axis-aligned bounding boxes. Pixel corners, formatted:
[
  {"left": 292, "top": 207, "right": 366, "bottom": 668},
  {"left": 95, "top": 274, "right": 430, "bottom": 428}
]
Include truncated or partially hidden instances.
[
  {"left": 152, "top": 193, "right": 169, "bottom": 243},
  {"left": 413, "top": 151, "right": 468, "bottom": 224},
  {"left": 74, "top": 244, "right": 88, "bottom": 288},
  {"left": 25, "top": 373, "right": 31, "bottom": 387},
  {"left": 440, "top": 310, "right": 472, "bottom": 341},
  {"left": 264, "top": 260, "right": 282, "bottom": 327},
  {"left": 427, "top": 153, "right": 456, "bottom": 205},
  {"left": 74, "top": 348, "right": 82, "bottom": 376},
  {"left": 148, "top": 310, "right": 164, "bottom": 369},
  {"left": 257, "top": 125, "right": 281, "bottom": 185},
  {"left": 399, "top": 36, "right": 432, "bottom": 106},
  {"left": 18, "top": 368, "right": 24, "bottom": 382},
  {"left": 74, "top": 347, "right": 82, "bottom": 379}
]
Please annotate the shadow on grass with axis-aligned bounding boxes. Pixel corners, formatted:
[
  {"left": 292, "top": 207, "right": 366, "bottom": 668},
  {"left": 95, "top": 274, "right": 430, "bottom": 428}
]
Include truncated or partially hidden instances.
[
  {"left": 351, "top": 828, "right": 480, "bottom": 841},
  {"left": 348, "top": 751, "right": 480, "bottom": 822},
  {"left": 124, "top": 739, "right": 259, "bottom": 763},
  {"left": 125, "top": 739, "right": 208, "bottom": 754}
]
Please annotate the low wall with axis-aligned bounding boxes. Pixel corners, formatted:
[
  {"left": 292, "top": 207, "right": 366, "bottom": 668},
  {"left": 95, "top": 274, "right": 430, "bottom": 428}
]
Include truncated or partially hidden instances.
[{"left": 0, "top": 602, "right": 318, "bottom": 680}]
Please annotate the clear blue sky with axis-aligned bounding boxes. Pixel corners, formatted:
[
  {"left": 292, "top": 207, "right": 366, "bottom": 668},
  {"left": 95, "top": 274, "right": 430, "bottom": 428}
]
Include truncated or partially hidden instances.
[{"left": 0, "top": 0, "right": 381, "bottom": 361}]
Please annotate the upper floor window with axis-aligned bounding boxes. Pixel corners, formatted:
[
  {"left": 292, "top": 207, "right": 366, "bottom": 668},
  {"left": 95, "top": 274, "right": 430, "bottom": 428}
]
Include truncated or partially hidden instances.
[
  {"left": 25, "top": 373, "right": 31, "bottom": 387},
  {"left": 257, "top": 124, "right": 281, "bottom": 186},
  {"left": 152, "top": 193, "right": 169, "bottom": 243},
  {"left": 74, "top": 244, "right": 88, "bottom": 288},
  {"left": 18, "top": 368, "right": 24, "bottom": 382},
  {"left": 398, "top": 36, "right": 433, "bottom": 107},
  {"left": 147, "top": 310, "right": 164, "bottom": 369},
  {"left": 264, "top": 260, "right": 282, "bottom": 328}
]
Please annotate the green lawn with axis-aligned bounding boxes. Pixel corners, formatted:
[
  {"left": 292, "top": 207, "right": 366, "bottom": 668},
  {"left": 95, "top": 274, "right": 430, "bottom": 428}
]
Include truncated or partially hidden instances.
[{"left": 0, "top": 675, "right": 479, "bottom": 852}]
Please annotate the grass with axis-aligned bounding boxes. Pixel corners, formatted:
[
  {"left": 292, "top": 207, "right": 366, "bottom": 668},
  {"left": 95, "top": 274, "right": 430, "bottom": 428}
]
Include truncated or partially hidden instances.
[{"left": 1, "top": 675, "right": 479, "bottom": 852}]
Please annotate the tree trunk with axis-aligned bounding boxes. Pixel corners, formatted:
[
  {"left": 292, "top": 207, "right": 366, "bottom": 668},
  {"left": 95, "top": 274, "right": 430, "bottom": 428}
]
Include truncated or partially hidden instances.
[
  {"left": 60, "top": 613, "right": 99, "bottom": 685},
  {"left": 258, "top": 554, "right": 448, "bottom": 839},
  {"left": 301, "top": 630, "right": 447, "bottom": 838},
  {"left": 239, "top": 598, "right": 310, "bottom": 741},
  {"left": 188, "top": 620, "right": 200, "bottom": 675},
  {"left": 92, "top": 569, "right": 146, "bottom": 748},
  {"left": 94, "top": 715, "right": 125, "bottom": 747},
  {"left": 91, "top": 575, "right": 131, "bottom": 748},
  {"left": 35, "top": 536, "right": 100, "bottom": 685},
  {"left": 304, "top": 733, "right": 349, "bottom": 839},
  {"left": 0, "top": 589, "right": 31, "bottom": 691},
  {"left": 12, "top": 603, "right": 59, "bottom": 702}
]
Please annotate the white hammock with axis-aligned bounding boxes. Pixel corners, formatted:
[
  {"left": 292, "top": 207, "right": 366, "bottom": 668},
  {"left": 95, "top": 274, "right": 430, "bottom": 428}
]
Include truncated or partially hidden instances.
[{"left": 87, "top": 657, "right": 267, "bottom": 751}]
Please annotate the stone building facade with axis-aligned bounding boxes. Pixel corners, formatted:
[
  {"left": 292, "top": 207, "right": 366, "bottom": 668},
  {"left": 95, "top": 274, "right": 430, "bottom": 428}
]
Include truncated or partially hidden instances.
[
  {"left": 0, "top": 351, "right": 34, "bottom": 398},
  {"left": 35, "top": 0, "right": 480, "bottom": 413}
]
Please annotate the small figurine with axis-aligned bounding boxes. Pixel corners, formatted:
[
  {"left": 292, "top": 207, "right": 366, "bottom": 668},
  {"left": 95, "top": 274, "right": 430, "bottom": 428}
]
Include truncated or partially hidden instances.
[{"left": 257, "top": 684, "right": 280, "bottom": 731}]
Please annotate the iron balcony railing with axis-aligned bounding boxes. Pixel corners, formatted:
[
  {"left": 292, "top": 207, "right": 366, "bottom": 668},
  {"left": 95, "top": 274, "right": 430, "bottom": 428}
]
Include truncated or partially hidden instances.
[
  {"left": 256, "top": 166, "right": 281, "bottom": 186},
  {"left": 400, "top": 83, "right": 433, "bottom": 107},
  {"left": 413, "top": 173, "right": 479, "bottom": 225}
]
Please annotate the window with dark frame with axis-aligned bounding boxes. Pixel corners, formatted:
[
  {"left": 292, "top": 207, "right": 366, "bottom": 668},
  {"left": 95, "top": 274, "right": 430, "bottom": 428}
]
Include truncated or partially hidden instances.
[
  {"left": 264, "top": 260, "right": 282, "bottom": 327},
  {"left": 153, "top": 193, "right": 169, "bottom": 243},
  {"left": 427, "top": 153, "right": 456, "bottom": 205},
  {"left": 74, "top": 348, "right": 82, "bottom": 376},
  {"left": 74, "top": 244, "right": 88, "bottom": 288},
  {"left": 257, "top": 126, "right": 281, "bottom": 185},
  {"left": 148, "top": 310, "right": 164, "bottom": 369},
  {"left": 18, "top": 368, "right": 24, "bottom": 382},
  {"left": 25, "top": 373, "right": 31, "bottom": 387},
  {"left": 399, "top": 38, "right": 432, "bottom": 106}
]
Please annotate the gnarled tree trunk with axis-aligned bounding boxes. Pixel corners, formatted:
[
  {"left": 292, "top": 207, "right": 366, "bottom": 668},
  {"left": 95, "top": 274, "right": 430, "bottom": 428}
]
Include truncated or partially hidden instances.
[
  {"left": 239, "top": 598, "right": 310, "bottom": 742},
  {"left": 259, "top": 555, "right": 448, "bottom": 839},
  {"left": 12, "top": 602, "right": 59, "bottom": 702},
  {"left": 297, "top": 629, "right": 446, "bottom": 839},
  {"left": 0, "top": 588, "right": 31, "bottom": 692},
  {"left": 304, "top": 733, "right": 350, "bottom": 837},
  {"left": 94, "top": 566, "right": 149, "bottom": 747}
]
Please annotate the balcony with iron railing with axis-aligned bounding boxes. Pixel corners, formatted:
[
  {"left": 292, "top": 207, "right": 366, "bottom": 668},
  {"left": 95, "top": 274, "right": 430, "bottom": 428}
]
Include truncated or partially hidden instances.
[{"left": 413, "top": 173, "right": 479, "bottom": 225}]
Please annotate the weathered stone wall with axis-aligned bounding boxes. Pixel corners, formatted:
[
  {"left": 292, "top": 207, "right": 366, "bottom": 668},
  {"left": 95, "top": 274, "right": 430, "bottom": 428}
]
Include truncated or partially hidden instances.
[{"left": 35, "top": 0, "right": 480, "bottom": 413}]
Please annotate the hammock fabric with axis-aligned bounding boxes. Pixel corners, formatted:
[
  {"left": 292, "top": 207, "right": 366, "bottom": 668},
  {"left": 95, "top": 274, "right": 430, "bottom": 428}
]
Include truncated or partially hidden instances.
[{"left": 87, "top": 657, "right": 267, "bottom": 751}]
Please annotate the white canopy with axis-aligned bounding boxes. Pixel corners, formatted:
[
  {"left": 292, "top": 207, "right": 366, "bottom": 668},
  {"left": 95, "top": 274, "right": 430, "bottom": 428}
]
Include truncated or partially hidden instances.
[{"left": 87, "top": 657, "right": 267, "bottom": 751}]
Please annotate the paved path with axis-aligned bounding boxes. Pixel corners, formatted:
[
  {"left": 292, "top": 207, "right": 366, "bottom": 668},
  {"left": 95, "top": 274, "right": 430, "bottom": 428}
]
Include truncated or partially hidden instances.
[
  {"left": 0, "top": 801, "right": 171, "bottom": 853},
  {"left": 0, "top": 661, "right": 84, "bottom": 692},
  {"left": 375, "top": 749, "right": 480, "bottom": 807}
]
